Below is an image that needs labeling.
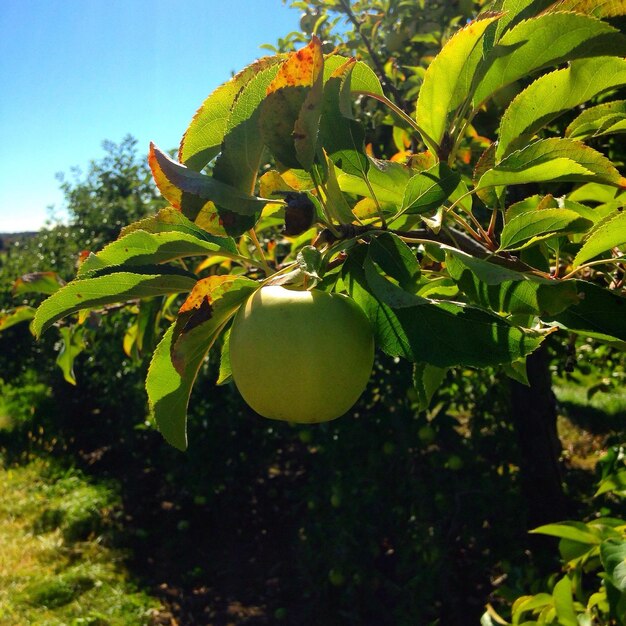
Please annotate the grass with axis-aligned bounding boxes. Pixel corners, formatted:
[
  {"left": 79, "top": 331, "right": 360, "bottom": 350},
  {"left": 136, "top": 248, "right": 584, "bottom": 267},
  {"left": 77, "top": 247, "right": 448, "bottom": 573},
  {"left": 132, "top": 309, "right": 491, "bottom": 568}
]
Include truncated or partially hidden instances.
[{"left": 0, "top": 456, "right": 163, "bottom": 626}]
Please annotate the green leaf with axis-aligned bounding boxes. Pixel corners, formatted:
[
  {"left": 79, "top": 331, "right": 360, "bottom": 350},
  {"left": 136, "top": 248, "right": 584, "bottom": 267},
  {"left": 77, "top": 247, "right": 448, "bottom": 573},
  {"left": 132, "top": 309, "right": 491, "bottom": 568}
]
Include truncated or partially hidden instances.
[
  {"left": 595, "top": 469, "right": 626, "bottom": 497},
  {"left": 320, "top": 59, "right": 370, "bottom": 180},
  {"left": 566, "top": 100, "right": 626, "bottom": 140},
  {"left": 120, "top": 207, "right": 226, "bottom": 240},
  {"left": 416, "top": 14, "right": 501, "bottom": 150},
  {"left": 573, "top": 210, "right": 626, "bottom": 268},
  {"left": 478, "top": 139, "right": 624, "bottom": 190},
  {"left": 473, "top": 12, "right": 626, "bottom": 107},
  {"left": 499, "top": 208, "right": 593, "bottom": 251},
  {"left": 12, "top": 272, "right": 65, "bottom": 296},
  {"left": 483, "top": 0, "right": 555, "bottom": 50},
  {"left": 369, "top": 232, "right": 421, "bottom": 291},
  {"left": 324, "top": 55, "right": 384, "bottom": 99},
  {"left": 212, "top": 60, "right": 282, "bottom": 196},
  {"left": 343, "top": 245, "right": 544, "bottom": 367},
  {"left": 146, "top": 276, "right": 257, "bottom": 450},
  {"left": 77, "top": 229, "right": 238, "bottom": 277},
  {"left": 179, "top": 55, "right": 284, "bottom": 171},
  {"left": 56, "top": 326, "right": 85, "bottom": 386},
  {"left": 601, "top": 539, "right": 626, "bottom": 592},
  {"left": 497, "top": 57, "right": 626, "bottom": 159},
  {"left": 531, "top": 521, "right": 603, "bottom": 545},
  {"left": 546, "top": 280, "right": 626, "bottom": 342},
  {"left": 444, "top": 246, "right": 580, "bottom": 315},
  {"left": 32, "top": 270, "right": 197, "bottom": 338},
  {"left": 216, "top": 327, "right": 232, "bottom": 386},
  {"left": 0, "top": 306, "right": 36, "bottom": 332},
  {"left": 552, "top": 576, "right": 577, "bottom": 626},
  {"left": 412, "top": 362, "right": 447, "bottom": 411},
  {"left": 337, "top": 158, "right": 413, "bottom": 206},
  {"left": 402, "top": 163, "right": 461, "bottom": 214}
]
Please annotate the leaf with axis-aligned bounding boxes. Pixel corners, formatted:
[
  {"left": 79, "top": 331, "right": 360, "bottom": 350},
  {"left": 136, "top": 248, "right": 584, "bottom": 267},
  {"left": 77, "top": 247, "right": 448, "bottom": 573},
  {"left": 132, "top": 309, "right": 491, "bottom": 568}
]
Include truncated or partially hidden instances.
[
  {"left": 12, "top": 272, "right": 65, "bottom": 296},
  {"left": 498, "top": 208, "right": 593, "bottom": 251},
  {"left": 149, "top": 143, "right": 267, "bottom": 236},
  {"left": 531, "top": 521, "right": 603, "bottom": 544},
  {"left": 497, "top": 57, "right": 626, "bottom": 159},
  {"left": 401, "top": 163, "right": 461, "bottom": 214},
  {"left": 547, "top": 0, "right": 626, "bottom": 18},
  {"left": 412, "top": 362, "right": 447, "bottom": 411},
  {"left": 567, "top": 100, "right": 626, "bottom": 140},
  {"left": 546, "top": 280, "right": 626, "bottom": 342},
  {"left": 477, "top": 139, "right": 624, "bottom": 190},
  {"left": 415, "top": 14, "right": 501, "bottom": 150},
  {"left": 595, "top": 469, "right": 626, "bottom": 497},
  {"left": 337, "top": 158, "right": 413, "bottom": 206},
  {"left": 179, "top": 55, "right": 283, "bottom": 171},
  {"left": 343, "top": 245, "right": 544, "bottom": 367},
  {"left": 32, "top": 270, "right": 197, "bottom": 338},
  {"left": 444, "top": 246, "right": 580, "bottom": 315},
  {"left": 483, "top": 0, "right": 555, "bottom": 50},
  {"left": 77, "top": 229, "right": 238, "bottom": 276},
  {"left": 120, "top": 207, "right": 226, "bottom": 240},
  {"left": 217, "top": 327, "right": 233, "bottom": 386},
  {"left": 322, "top": 151, "right": 356, "bottom": 224},
  {"left": 320, "top": 59, "right": 370, "bottom": 180},
  {"left": 324, "top": 55, "right": 384, "bottom": 98},
  {"left": 601, "top": 539, "right": 626, "bottom": 592},
  {"left": 573, "top": 211, "right": 626, "bottom": 267},
  {"left": 259, "top": 38, "right": 324, "bottom": 169},
  {"left": 56, "top": 326, "right": 85, "bottom": 386},
  {"left": 473, "top": 12, "right": 626, "bottom": 107},
  {"left": 0, "top": 306, "right": 36, "bottom": 332},
  {"left": 552, "top": 576, "right": 578, "bottom": 626},
  {"left": 212, "top": 60, "right": 282, "bottom": 194},
  {"left": 146, "top": 276, "right": 257, "bottom": 450}
]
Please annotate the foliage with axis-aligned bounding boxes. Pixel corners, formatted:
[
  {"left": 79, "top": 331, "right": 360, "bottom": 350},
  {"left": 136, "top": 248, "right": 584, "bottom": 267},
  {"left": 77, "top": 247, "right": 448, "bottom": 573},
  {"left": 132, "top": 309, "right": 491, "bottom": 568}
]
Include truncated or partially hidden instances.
[{"left": 482, "top": 450, "right": 626, "bottom": 626}]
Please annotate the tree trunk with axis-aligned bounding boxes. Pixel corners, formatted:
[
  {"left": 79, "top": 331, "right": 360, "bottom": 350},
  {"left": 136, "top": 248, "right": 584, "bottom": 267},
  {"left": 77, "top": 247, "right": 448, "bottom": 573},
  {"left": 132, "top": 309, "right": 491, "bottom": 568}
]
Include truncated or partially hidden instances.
[{"left": 510, "top": 345, "right": 568, "bottom": 530}]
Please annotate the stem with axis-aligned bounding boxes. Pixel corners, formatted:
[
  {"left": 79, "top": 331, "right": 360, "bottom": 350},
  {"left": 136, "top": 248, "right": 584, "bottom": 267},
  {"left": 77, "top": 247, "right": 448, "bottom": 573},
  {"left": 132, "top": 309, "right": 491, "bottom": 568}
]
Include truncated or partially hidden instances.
[
  {"left": 248, "top": 229, "right": 272, "bottom": 276},
  {"left": 355, "top": 90, "right": 440, "bottom": 156},
  {"left": 337, "top": 0, "right": 404, "bottom": 108},
  {"left": 561, "top": 256, "right": 625, "bottom": 280}
]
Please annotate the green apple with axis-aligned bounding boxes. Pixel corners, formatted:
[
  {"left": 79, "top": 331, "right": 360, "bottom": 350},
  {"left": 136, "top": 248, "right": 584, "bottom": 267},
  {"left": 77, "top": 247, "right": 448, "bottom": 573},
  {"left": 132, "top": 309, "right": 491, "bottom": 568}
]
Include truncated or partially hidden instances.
[{"left": 229, "top": 285, "right": 374, "bottom": 423}]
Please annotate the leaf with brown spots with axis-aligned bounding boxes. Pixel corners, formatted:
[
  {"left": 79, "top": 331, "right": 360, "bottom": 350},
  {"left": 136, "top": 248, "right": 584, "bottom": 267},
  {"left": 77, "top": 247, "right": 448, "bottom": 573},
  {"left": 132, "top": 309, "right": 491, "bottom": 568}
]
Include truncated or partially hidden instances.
[
  {"left": 147, "top": 275, "right": 257, "bottom": 450},
  {"left": 260, "top": 37, "right": 324, "bottom": 170}
]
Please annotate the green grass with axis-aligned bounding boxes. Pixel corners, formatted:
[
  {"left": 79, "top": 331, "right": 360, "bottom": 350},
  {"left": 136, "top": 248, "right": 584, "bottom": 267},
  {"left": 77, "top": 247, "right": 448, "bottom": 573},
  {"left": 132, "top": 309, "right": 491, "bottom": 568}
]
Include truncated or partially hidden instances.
[{"left": 0, "top": 456, "right": 163, "bottom": 626}]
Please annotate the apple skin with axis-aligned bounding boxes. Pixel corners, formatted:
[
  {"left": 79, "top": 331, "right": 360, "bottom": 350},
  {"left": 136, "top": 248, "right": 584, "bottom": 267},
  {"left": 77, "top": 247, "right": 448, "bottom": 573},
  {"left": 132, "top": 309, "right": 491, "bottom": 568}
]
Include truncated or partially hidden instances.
[{"left": 229, "top": 285, "right": 374, "bottom": 423}]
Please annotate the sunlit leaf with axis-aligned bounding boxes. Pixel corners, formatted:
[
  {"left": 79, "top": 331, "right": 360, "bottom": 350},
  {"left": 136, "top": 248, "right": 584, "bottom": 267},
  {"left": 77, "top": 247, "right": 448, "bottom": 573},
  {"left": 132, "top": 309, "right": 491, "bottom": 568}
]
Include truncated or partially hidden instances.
[
  {"left": 412, "top": 362, "right": 447, "bottom": 411},
  {"left": 416, "top": 14, "right": 501, "bottom": 150},
  {"left": 212, "top": 59, "right": 282, "bottom": 193},
  {"left": 573, "top": 210, "right": 626, "bottom": 267},
  {"left": 260, "top": 37, "right": 324, "bottom": 169},
  {"left": 530, "top": 521, "right": 603, "bottom": 544},
  {"left": 547, "top": 0, "right": 626, "bottom": 18},
  {"left": 473, "top": 13, "right": 626, "bottom": 107},
  {"left": 179, "top": 55, "right": 284, "bottom": 171},
  {"left": 566, "top": 100, "right": 626, "bottom": 140},
  {"left": 477, "top": 139, "right": 624, "bottom": 190},
  {"left": 497, "top": 57, "right": 626, "bottom": 159},
  {"left": 401, "top": 163, "right": 461, "bottom": 214},
  {"left": 77, "top": 229, "right": 238, "bottom": 276},
  {"left": 0, "top": 306, "right": 36, "bottom": 332},
  {"left": 56, "top": 326, "right": 85, "bottom": 386},
  {"left": 499, "top": 208, "right": 593, "bottom": 251},
  {"left": 32, "top": 269, "right": 197, "bottom": 338},
  {"left": 552, "top": 576, "right": 577, "bottom": 626}
]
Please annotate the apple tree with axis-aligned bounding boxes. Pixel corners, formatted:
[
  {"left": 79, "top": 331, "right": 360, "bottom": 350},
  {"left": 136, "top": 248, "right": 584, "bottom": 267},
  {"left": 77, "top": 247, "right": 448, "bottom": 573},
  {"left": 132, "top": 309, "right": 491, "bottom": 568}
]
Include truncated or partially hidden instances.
[{"left": 21, "top": 1, "right": 626, "bottom": 463}]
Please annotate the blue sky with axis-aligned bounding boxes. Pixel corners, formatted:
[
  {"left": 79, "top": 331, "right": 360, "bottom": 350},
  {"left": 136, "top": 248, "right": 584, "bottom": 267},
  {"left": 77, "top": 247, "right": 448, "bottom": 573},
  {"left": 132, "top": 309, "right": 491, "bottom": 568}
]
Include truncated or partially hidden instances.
[{"left": 0, "top": 0, "right": 302, "bottom": 232}]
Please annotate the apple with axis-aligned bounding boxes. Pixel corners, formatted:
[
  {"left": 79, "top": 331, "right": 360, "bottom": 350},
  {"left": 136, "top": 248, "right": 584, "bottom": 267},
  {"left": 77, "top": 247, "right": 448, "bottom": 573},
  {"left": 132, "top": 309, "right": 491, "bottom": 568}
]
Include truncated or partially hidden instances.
[{"left": 229, "top": 285, "right": 374, "bottom": 423}]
